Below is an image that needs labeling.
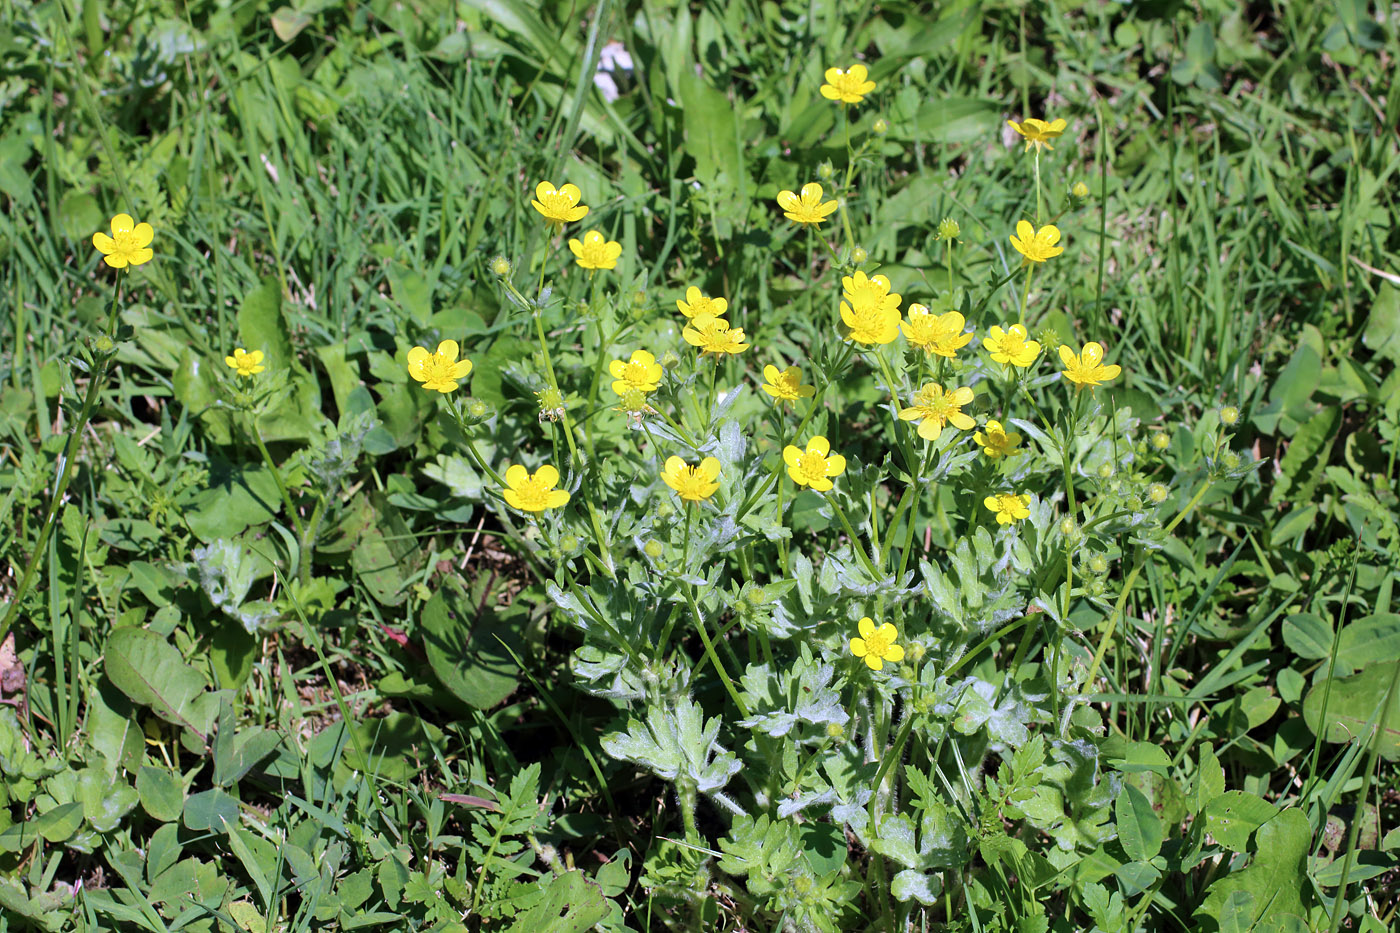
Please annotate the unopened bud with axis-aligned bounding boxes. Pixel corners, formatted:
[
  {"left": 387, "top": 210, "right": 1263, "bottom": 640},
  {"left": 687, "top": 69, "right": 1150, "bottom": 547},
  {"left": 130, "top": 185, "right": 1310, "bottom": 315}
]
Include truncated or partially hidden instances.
[
  {"left": 1151, "top": 433, "right": 1170, "bottom": 451},
  {"left": 490, "top": 256, "right": 512, "bottom": 277},
  {"left": 644, "top": 540, "right": 664, "bottom": 559},
  {"left": 1096, "top": 463, "right": 1114, "bottom": 479},
  {"left": 1147, "top": 483, "right": 1168, "bottom": 504},
  {"left": 1072, "top": 181, "right": 1090, "bottom": 199},
  {"left": 851, "top": 246, "right": 868, "bottom": 264},
  {"left": 467, "top": 399, "right": 489, "bottom": 419},
  {"left": 1219, "top": 405, "right": 1240, "bottom": 426},
  {"left": 936, "top": 218, "right": 960, "bottom": 241},
  {"left": 872, "top": 117, "right": 889, "bottom": 135},
  {"left": 817, "top": 160, "right": 835, "bottom": 181}
]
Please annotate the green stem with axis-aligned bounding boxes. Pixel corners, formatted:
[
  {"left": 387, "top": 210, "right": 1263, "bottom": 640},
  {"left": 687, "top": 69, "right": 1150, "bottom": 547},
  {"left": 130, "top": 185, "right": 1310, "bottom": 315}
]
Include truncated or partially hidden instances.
[
  {"left": 249, "top": 427, "right": 307, "bottom": 545},
  {"left": 827, "top": 493, "right": 881, "bottom": 581},
  {"left": 1034, "top": 148, "right": 1043, "bottom": 223},
  {"left": 1018, "top": 262, "right": 1034, "bottom": 328}
]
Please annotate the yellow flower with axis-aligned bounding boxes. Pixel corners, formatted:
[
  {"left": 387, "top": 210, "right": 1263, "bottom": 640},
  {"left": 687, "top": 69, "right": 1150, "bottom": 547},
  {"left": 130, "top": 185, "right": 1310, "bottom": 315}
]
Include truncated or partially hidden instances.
[
  {"left": 901, "top": 306, "right": 973, "bottom": 358},
  {"left": 502, "top": 464, "right": 570, "bottom": 513},
  {"left": 974, "top": 420, "right": 1023, "bottom": 458},
  {"left": 683, "top": 315, "right": 750, "bottom": 356},
  {"left": 224, "top": 348, "right": 265, "bottom": 377},
  {"left": 782, "top": 435, "right": 846, "bottom": 492},
  {"left": 1009, "top": 220, "right": 1064, "bottom": 263},
  {"left": 676, "top": 286, "right": 728, "bottom": 320},
  {"left": 761, "top": 364, "right": 816, "bottom": 406},
  {"left": 661, "top": 455, "right": 721, "bottom": 502},
  {"left": 531, "top": 181, "right": 589, "bottom": 225},
  {"left": 609, "top": 349, "right": 663, "bottom": 397},
  {"left": 982, "top": 324, "right": 1041, "bottom": 368},
  {"left": 406, "top": 340, "right": 473, "bottom": 394},
  {"left": 839, "top": 272, "right": 902, "bottom": 345},
  {"left": 1059, "top": 342, "right": 1122, "bottom": 389},
  {"left": 567, "top": 230, "right": 622, "bottom": 270},
  {"left": 93, "top": 213, "right": 154, "bottom": 268},
  {"left": 776, "top": 182, "right": 838, "bottom": 225},
  {"left": 820, "top": 64, "right": 876, "bottom": 104},
  {"left": 983, "top": 493, "right": 1032, "bottom": 525},
  {"left": 849, "top": 617, "right": 904, "bottom": 671},
  {"left": 1007, "top": 117, "right": 1068, "bottom": 152},
  {"left": 898, "top": 383, "right": 975, "bottom": 442}
]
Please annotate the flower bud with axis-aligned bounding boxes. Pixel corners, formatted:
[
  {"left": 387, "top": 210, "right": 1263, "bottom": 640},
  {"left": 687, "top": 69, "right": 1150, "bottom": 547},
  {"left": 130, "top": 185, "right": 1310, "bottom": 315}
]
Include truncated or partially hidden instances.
[
  {"left": 655, "top": 500, "right": 674, "bottom": 519},
  {"left": 644, "top": 539, "right": 664, "bottom": 559},
  {"left": 1096, "top": 462, "right": 1114, "bottom": 479},
  {"left": 558, "top": 534, "right": 580, "bottom": 553},
  {"left": 825, "top": 722, "right": 846, "bottom": 740},
  {"left": 907, "top": 641, "right": 926, "bottom": 662},
  {"left": 1151, "top": 433, "right": 1170, "bottom": 451},
  {"left": 872, "top": 117, "right": 889, "bottom": 135},
  {"left": 1219, "top": 405, "right": 1240, "bottom": 426},
  {"left": 1059, "top": 517, "right": 1077, "bottom": 538},
  {"left": 851, "top": 246, "right": 868, "bottom": 264},
  {"left": 490, "top": 256, "right": 512, "bottom": 277},
  {"left": 936, "top": 218, "right": 961, "bottom": 241},
  {"left": 817, "top": 160, "right": 835, "bottom": 180},
  {"left": 661, "top": 351, "right": 681, "bottom": 370},
  {"left": 467, "top": 399, "right": 489, "bottom": 419},
  {"left": 94, "top": 335, "right": 115, "bottom": 353},
  {"left": 745, "top": 585, "right": 768, "bottom": 607},
  {"left": 1222, "top": 451, "right": 1242, "bottom": 470},
  {"left": 1087, "top": 554, "right": 1109, "bottom": 575},
  {"left": 1072, "top": 181, "right": 1090, "bottom": 198},
  {"left": 1147, "top": 483, "right": 1168, "bottom": 504}
]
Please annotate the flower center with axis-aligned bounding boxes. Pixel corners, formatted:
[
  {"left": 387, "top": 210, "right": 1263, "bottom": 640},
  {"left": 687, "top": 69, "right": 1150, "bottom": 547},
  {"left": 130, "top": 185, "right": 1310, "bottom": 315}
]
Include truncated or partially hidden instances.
[
  {"left": 798, "top": 452, "right": 827, "bottom": 482},
  {"left": 422, "top": 354, "right": 455, "bottom": 383},
  {"left": 864, "top": 630, "right": 891, "bottom": 656},
  {"left": 113, "top": 231, "right": 140, "bottom": 253},
  {"left": 622, "top": 363, "right": 649, "bottom": 385},
  {"left": 514, "top": 479, "right": 550, "bottom": 510}
]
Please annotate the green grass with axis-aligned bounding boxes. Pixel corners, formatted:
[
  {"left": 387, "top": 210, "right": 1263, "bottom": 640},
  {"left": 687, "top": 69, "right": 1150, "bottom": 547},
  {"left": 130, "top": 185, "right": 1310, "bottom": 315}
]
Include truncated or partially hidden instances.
[{"left": 1, "top": 0, "right": 1399, "bottom": 931}]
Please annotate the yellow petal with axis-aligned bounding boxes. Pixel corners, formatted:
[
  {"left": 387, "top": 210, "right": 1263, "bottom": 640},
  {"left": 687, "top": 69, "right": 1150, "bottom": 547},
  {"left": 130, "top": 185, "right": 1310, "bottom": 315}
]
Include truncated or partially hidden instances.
[
  {"left": 504, "top": 464, "right": 529, "bottom": 488},
  {"left": 92, "top": 232, "right": 115, "bottom": 253},
  {"left": 534, "top": 181, "right": 556, "bottom": 200},
  {"left": 866, "top": 655, "right": 884, "bottom": 671},
  {"left": 1082, "top": 342, "right": 1104, "bottom": 364},
  {"left": 763, "top": 364, "right": 780, "bottom": 384},
  {"left": 453, "top": 359, "right": 473, "bottom": 379},
  {"left": 129, "top": 248, "right": 153, "bottom": 265},
  {"left": 436, "top": 339, "right": 459, "bottom": 360},
  {"left": 884, "top": 644, "right": 905, "bottom": 663},
  {"left": 782, "top": 446, "right": 802, "bottom": 467},
  {"left": 110, "top": 213, "right": 135, "bottom": 234},
  {"left": 1015, "top": 219, "right": 1034, "bottom": 241},
  {"left": 664, "top": 456, "right": 685, "bottom": 477},
  {"left": 1058, "top": 345, "right": 1078, "bottom": 367},
  {"left": 132, "top": 223, "right": 154, "bottom": 248},
  {"left": 858, "top": 617, "right": 875, "bottom": 638},
  {"left": 559, "top": 183, "right": 582, "bottom": 203},
  {"left": 536, "top": 464, "right": 560, "bottom": 487},
  {"left": 824, "top": 454, "right": 846, "bottom": 476},
  {"left": 799, "top": 182, "right": 823, "bottom": 202},
  {"left": 850, "top": 638, "right": 867, "bottom": 656},
  {"left": 820, "top": 85, "right": 842, "bottom": 100},
  {"left": 503, "top": 489, "right": 524, "bottom": 509},
  {"left": 807, "top": 435, "right": 830, "bottom": 456},
  {"left": 547, "top": 489, "right": 571, "bottom": 508},
  {"left": 699, "top": 457, "right": 721, "bottom": 480}
]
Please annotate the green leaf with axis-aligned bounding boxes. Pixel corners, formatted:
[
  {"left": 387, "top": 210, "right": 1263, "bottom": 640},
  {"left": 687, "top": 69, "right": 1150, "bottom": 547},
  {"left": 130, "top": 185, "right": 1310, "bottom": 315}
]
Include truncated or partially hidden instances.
[
  {"left": 1197, "top": 809, "right": 1310, "bottom": 930},
  {"left": 1335, "top": 614, "right": 1400, "bottom": 673},
  {"left": 1115, "top": 784, "right": 1163, "bottom": 862},
  {"left": 1101, "top": 738, "right": 1171, "bottom": 775},
  {"left": 104, "top": 627, "right": 221, "bottom": 743},
  {"left": 237, "top": 276, "right": 293, "bottom": 372},
  {"left": 507, "top": 871, "right": 608, "bottom": 932},
  {"left": 1362, "top": 281, "right": 1400, "bottom": 364},
  {"left": 422, "top": 581, "right": 522, "bottom": 710},
  {"left": 1281, "top": 612, "right": 1333, "bottom": 660},
  {"left": 137, "top": 766, "right": 185, "bottom": 823},
  {"left": 1193, "top": 745, "right": 1226, "bottom": 815},
  {"left": 1203, "top": 791, "right": 1279, "bottom": 853},
  {"left": 183, "top": 788, "right": 241, "bottom": 833},
  {"left": 77, "top": 768, "right": 139, "bottom": 832},
  {"left": 344, "top": 713, "right": 444, "bottom": 783},
  {"left": 1302, "top": 660, "right": 1400, "bottom": 759},
  {"left": 270, "top": 7, "right": 312, "bottom": 42},
  {"left": 386, "top": 263, "right": 433, "bottom": 326}
]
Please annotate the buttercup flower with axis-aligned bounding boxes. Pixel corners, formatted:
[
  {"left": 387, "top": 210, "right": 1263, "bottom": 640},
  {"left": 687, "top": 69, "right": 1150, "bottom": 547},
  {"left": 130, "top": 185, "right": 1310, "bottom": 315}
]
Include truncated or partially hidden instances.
[
  {"left": 974, "top": 420, "right": 1023, "bottom": 458},
  {"left": 1007, "top": 117, "right": 1068, "bottom": 152},
  {"left": 1059, "top": 342, "right": 1122, "bottom": 389},
  {"left": 406, "top": 340, "right": 473, "bottom": 394},
  {"left": 849, "top": 617, "right": 904, "bottom": 671},
  {"left": 531, "top": 181, "right": 589, "bottom": 225},
  {"left": 901, "top": 306, "right": 973, "bottom": 358},
  {"left": 568, "top": 230, "right": 622, "bottom": 270},
  {"left": 983, "top": 324, "right": 1042, "bottom": 368},
  {"left": 761, "top": 364, "right": 816, "bottom": 406},
  {"left": 776, "top": 183, "right": 839, "bottom": 225},
  {"left": 93, "top": 213, "right": 154, "bottom": 268},
  {"left": 676, "top": 286, "right": 728, "bottom": 320},
  {"left": 1010, "top": 221, "right": 1064, "bottom": 263},
  {"left": 984, "top": 493, "right": 1032, "bottom": 525},
  {"left": 224, "top": 348, "right": 265, "bottom": 377},
  {"left": 783, "top": 435, "right": 846, "bottom": 492},
  {"left": 502, "top": 464, "right": 571, "bottom": 513},
  {"left": 898, "top": 383, "right": 975, "bottom": 442},
  {"left": 609, "top": 349, "right": 663, "bottom": 396},
  {"left": 820, "top": 64, "right": 876, "bottom": 104},
  {"left": 683, "top": 315, "right": 750, "bottom": 356},
  {"left": 661, "top": 456, "right": 721, "bottom": 502},
  {"left": 839, "top": 272, "right": 902, "bottom": 345}
]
